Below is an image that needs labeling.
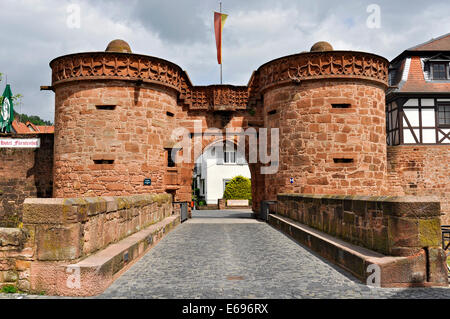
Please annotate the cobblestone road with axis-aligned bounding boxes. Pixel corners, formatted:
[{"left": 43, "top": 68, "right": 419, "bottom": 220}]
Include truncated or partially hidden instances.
[
  {"left": 99, "top": 210, "right": 450, "bottom": 299},
  {"left": 2, "top": 210, "right": 450, "bottom": 299}
]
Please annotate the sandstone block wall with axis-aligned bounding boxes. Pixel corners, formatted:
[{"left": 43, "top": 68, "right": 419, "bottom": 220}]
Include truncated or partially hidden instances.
[
  {"left": 0, "top": 193, "right": 173, "bottom": 292},
  {"left": 0, "top": 134, "right": 53, "bottom": 227},
  {"left": 0, "top": 228, "right": 30, "bottom": 291},
  {"left": 387, "top": 145, "right": 450, "bottom": 224},
  {"left": 276, "top": 194, "right": 442, "bottom": 257},
  {"left": 53, "top": 82, "right": 179, "bottom": 198},
  {"left": 23, "top": 193, "right": 172, "bottom": 259},
  {"left": 263, "top": 81, "right": 387, "bottom": 201}
]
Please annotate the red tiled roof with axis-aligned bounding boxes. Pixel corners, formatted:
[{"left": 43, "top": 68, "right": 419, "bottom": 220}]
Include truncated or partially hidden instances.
[
  {"left": 408, "top": 33, "right": 450, "bottom": 51},
  {"left": 391, "top": 33, "right": 450, "bottom": 65},
  {"left": 11, "top": 120, "right": 54, "bottom": 134},
  {"left": 36, "top": 125, "right": 55, "bottom": 133},
  {"left": 11, "top": 120, "right": 29, "bottom": 134},
  {"left": 399, "top": 56, "right": 450, "bottom": 93}
]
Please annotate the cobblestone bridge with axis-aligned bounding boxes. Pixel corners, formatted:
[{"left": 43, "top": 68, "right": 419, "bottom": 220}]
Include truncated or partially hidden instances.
[{"left": 2, "top": 210, "right": 450, "bottom": 299}]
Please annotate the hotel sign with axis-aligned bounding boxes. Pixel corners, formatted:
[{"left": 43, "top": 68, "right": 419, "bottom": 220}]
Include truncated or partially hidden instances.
[{"left": 0, "top": 138, "right": 40, "bottom": 148}]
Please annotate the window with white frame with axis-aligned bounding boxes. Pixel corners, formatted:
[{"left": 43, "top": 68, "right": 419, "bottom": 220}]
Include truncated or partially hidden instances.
[
  {"left": 438, "top": 104, "right": 450, "bottom": 127},
  {"left": 200, "top": 179, "right": 205, "bottom": 195},
  {"left": 423, "top": 56, "right": 450, "bottom": 81},
  {"left": 432, "top": 63, "right": 448, "bottom": 80},
  {"left": 224, "top": 151, "right": 236, "bottom": 163},
  {"left": 223, "top": 179, "right": 231, "bottom": 193}
]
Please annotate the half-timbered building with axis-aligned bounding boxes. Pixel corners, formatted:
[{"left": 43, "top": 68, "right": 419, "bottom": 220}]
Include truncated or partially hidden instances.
[{"left": 387, "top": 33, "right": 450, "bottom": 145}]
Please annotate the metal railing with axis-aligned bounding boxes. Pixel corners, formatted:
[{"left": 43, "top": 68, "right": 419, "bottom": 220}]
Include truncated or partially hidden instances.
[
  {"left": 259, "top": 200, "right": 277, "bottom": 221},
  {"left": 173, "top": 201, "right": 189, "bottom": 223}
]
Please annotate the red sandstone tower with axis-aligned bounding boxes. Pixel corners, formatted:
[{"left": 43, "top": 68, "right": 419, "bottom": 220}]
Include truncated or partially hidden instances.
[
  {"left": 259, "top": 41, "right": 389, "bottom": 199},
  {"left": 51, "top": 40, "right": 184, "bottom": 198}
]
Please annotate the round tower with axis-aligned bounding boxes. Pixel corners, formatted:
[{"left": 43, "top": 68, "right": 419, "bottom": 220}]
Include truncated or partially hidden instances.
[
  {"left": 50, "top": 40, "right": 185, "bottom": 197},
  {"left": 258, "top": 42, "right": 389, "bottom": 199}
]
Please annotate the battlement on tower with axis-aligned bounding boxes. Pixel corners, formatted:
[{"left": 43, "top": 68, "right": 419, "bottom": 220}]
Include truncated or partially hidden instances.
[{"left": 49, "top": 40, "right": 388, "bottom": 113}]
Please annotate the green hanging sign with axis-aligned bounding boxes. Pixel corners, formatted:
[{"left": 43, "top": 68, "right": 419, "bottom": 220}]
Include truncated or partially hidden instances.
[{"left": 0, "top": 84, "right": 14, "bottom": 133}]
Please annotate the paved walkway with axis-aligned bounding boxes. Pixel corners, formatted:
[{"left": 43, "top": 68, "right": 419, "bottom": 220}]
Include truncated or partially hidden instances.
[
  {"left": 99, "top": 210, "right": 450, "bottom": 299},
  {"left": 2, "top": 209, "right": 450, "bottom": 299}
]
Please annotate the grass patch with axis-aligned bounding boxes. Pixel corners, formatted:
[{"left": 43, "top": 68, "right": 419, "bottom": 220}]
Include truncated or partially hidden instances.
[{"left": 1, "top": 285, "right": 18, "bottom": 294}]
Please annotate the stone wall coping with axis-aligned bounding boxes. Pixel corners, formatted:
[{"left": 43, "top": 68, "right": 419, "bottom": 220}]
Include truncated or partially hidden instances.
[
  {"left": 0, "top": 133, "right": 53, "bottom": 138},
  {"left": 277, "top": 193, "right": 441, "bottom": 203},
  {"left": 23, "top": 193, "right": 172, "bottom": 224},
  {"left": 24, "top": 193, "right": 170, "bottom": 206}
]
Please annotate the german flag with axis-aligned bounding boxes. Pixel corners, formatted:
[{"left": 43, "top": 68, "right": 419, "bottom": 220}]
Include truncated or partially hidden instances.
[{"left": 214, "top": 11, "right": 228, "bottom": 65}]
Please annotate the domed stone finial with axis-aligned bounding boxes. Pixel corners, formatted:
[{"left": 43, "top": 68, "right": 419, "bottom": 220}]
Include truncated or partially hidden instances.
[
  {"left": 105, "top": 39, "right": 132, "bottom": 53},
  {"left": 310, "top": 41, "right": 333, "bottom": 52}
]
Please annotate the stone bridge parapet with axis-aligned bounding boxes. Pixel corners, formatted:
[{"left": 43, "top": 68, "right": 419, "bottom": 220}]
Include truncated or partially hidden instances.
[
  {"left": 275, "top": 193, "right": 448, "bottom": 287},
  {"left": 0, "top": 193, "right": 178, "bottom": 295}
]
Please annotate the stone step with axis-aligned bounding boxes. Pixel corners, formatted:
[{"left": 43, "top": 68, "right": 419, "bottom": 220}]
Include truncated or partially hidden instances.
[{"left": 30, "top": 214, "right": 180, "bottom": 296}]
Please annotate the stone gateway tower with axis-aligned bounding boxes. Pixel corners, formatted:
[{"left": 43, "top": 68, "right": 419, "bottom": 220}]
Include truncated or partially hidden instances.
[{"left": 50, "top": 39, "right": 389, "bottom": 211}]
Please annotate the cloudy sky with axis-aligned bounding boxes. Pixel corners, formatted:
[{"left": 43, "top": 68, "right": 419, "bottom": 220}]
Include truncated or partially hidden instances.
[{"left": 0, "top": 0, "right": 449, "bottom": 122}]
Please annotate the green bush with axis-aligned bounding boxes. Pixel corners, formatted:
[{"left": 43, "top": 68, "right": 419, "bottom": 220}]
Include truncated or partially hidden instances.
[
  {"left": 223, "top": 176, "right": 252, "bottom": 200},
  {"left": 198, "top": 200, "right": 206, "bottom": 206}
]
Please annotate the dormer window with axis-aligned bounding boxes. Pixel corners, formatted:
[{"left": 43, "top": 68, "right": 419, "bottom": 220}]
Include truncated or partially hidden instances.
[
  {"left": 423, "top": 54, "right": 450, "bottom": 81},
  {"left": 432, "top": 63, "right": 448, "bottom": 80}
]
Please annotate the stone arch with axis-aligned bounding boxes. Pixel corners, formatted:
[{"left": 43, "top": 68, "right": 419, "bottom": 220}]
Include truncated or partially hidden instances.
[{"left": 174, "top": 130, "right": 264, "bottom": 212}]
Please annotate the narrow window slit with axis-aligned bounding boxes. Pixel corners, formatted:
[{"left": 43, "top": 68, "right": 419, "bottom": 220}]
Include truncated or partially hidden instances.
[
  {"left": 268, "top": 110, "right": 277, "bottom": 115},
  {"left": 332, "top": 104, "right": 351, "bottom": 109},
  {"left": 166, "top": 111, "right": 174, "bottom": 117},
  {"left": 167, "top": 149, "right": 176, "bottom": 167},
  {"left": 96, "top": 105, "right": 116, "bottom": 110},
  {"left": 333, "top": 158, "right": 354, "bottom": 164},
  {"left": 94, "top": 159, "right": 114, "bottom": 164}
]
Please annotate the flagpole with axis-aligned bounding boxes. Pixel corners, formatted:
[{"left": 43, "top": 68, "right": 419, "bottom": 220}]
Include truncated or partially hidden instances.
[{"left": 220, "top": 2, "right": 222, "bottom": 84}]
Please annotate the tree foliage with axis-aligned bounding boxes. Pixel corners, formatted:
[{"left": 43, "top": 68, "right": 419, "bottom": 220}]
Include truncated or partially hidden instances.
[
  {"left": 223, "top": 175, "right": 252, "bottom": 200},
  {"left": 13, "top": 111, "right": 53, "bottom": 126}
]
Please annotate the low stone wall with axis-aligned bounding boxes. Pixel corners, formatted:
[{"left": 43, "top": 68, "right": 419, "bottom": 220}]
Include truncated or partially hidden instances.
[
  {"left": 0, "top": 228, "right": 29, "bottom": 291},
  {"left": 387, "top": 145, "right": 450, "bottom": 224},
  {"left": 216, "top": 199, "right": 251, "bottom": 210},
  {"left": 276, "top": 193, "right": 448, "bottom": 286},
  {"left": 0, "top": 193, "right": 175, "bottom": 294},
  {"left": 218, "top": 199, "right": 226, "bottom": 210},
  {"left": 0, "top": 133, "right": 54, "bottom": 227},
  {"left": 277, "top": 194, "right": 443, "bottom": 257},
  {"left": 23, "top": 193, "right": 172, "bottom": 259}
]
